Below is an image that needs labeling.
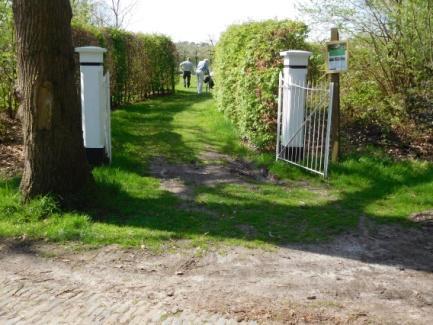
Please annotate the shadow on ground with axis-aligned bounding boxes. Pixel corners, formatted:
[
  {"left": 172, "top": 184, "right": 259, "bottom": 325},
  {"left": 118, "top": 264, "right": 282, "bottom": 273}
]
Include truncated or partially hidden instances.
[
  {"left": 88, "top": 89, "right": 433, "bottom": 272},
  {"left": 2, "top": 90, "right": 433, "bottom": 273}
]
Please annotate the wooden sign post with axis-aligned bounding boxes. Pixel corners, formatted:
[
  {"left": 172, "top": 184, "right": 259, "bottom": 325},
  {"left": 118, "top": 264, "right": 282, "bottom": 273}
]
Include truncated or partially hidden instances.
[{"left": 329, "top": 28, "right": 342, "bottom": 163}]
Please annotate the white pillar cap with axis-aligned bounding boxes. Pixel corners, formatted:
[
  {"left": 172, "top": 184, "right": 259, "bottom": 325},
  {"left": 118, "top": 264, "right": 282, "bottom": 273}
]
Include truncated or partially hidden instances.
[
  {"left": 280, "top": 50, "right": 312, "bottom": 67},
  {"left": 75, "top": 46, "right": 107, "bottom": 63}
]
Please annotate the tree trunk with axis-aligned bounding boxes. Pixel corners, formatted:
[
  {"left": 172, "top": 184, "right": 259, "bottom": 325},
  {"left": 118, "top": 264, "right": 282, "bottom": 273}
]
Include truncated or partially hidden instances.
[{"left": 13, "top": 0, "right": 92, "bottom": 201}]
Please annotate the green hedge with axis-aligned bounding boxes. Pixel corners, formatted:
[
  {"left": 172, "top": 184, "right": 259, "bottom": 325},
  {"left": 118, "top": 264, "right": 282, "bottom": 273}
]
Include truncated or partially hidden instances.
[
  {"left": 0, "top": 0, "right": 16, "bottom": 117},
  {"left": 0, "top": 10, "right": 177, "bottom": 114},
  {"left": 213, "top": 20, "right": 312, "bottom": 151},
  {"left": 72, "top": 26, "right": 177, "bottom": 107}
]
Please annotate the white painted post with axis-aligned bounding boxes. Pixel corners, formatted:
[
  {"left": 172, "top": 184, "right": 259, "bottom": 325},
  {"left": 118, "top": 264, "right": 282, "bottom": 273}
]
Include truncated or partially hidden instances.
[
  {"left": 279, "top": 50, "right": 312, "bottom": 149},
  {"left": 75, "top": 46, "right": 108, "bottom": 165}
]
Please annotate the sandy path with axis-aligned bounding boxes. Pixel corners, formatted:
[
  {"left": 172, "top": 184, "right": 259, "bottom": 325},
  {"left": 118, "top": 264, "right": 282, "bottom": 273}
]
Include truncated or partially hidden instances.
[{"left": 1, "top": 226, "right": 432, "bottom": 325}]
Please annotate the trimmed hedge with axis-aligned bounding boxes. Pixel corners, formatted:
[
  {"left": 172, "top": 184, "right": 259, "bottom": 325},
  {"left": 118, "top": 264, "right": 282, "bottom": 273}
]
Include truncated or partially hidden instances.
[
  {"left": 0, "top": 0, "right": 16, "bottom": 117},
  {"left": 213, "top": 20, "right": 311, "bottom": 151},
  {"left": 72, "top": 26, "right": 177, "bottom": 107},
  {"left": 0, "top": 21, "right": 177, "bottom": 114}
]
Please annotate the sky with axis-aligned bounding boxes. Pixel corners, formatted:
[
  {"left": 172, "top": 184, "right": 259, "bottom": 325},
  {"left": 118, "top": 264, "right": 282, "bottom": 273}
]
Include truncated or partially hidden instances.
[{"left": 125, "top": 0, "right": 307, "bottom": 43}]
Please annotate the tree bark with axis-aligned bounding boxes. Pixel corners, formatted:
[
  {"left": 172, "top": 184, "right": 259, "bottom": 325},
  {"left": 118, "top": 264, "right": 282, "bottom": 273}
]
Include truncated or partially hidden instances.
[{"left": 13, "top": 0, "right": 92, "bottom": 201}]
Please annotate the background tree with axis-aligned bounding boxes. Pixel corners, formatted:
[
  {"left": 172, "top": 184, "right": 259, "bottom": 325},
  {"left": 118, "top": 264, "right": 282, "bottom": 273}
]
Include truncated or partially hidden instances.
[
  {"left": 301, "top": 0, "right": 433, "bottom": 157},
  {"left": 71, "top": 0, "right": 95, "bottom": 26},
  {"left": 70, "top": 0, "right": 110, "bottom": 27},
  {"left": 302, "top": 0, "right": 433, "bottom": 95},
  {"left": 107, "top": 0, "right": 137, "bottom": 29},
  {"left": 175, "top": 41, "right": 214, "bottom": 66},
  {"left": 13, "top": 0, "right": 92, "bottom": 200}
]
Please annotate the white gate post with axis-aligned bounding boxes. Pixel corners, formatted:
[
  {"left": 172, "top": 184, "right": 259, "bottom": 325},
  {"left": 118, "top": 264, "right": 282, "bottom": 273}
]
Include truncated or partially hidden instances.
[
  {"left": 279, "top": 50, "right": 312, "bottom": 159},
  {"left": 75, "top": 46, "right": 108, "bottom": 166}
]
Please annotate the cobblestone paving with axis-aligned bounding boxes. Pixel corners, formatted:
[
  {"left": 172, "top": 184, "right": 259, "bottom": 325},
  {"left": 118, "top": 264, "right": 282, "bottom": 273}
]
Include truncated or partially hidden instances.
[
  {"left": 0, "top": 249, "right": 255, "bottom": 324},
  {"left": 1, "top": 238, "right": 432, "bottom": 324}
]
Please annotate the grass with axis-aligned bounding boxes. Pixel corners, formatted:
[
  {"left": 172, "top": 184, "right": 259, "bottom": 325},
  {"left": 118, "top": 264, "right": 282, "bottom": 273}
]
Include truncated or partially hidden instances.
[{"left": 1, "top": 79, "right": 432, "bottom": 250}]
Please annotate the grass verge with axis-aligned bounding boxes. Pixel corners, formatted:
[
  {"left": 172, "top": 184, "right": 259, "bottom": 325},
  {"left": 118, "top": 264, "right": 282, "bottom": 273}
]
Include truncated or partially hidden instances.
[{"left": 1, "top": 81, "right": 432, "bottom": 250}]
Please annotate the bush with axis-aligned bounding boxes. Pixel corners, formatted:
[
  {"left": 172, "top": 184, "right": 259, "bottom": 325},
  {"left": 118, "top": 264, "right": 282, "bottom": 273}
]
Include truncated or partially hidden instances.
[
  {"left": 213, "top": 20, "right": 312, "bottom": 150},
  {"left": 339, "top": 38, "right": 433, "bottom": 159},
  {"left": 72, "top": 25, "right": 177, "bottom": 108},
  {"left": 302, "top": 0, "right": 433, "bottom": 159},
  {"left": 0, "top": 0, "right": 17, "bottom": 117}
]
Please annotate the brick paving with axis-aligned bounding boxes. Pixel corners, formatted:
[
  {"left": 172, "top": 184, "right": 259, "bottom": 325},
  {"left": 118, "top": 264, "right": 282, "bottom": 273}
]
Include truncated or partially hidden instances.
[{"left": 0, "top": 251, "right": 249, "bottom": 324}]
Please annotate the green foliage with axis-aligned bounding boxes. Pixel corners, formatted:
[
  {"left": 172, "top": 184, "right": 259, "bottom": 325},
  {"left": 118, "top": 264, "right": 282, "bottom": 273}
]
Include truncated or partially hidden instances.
[
  {"left": 213, "top": 20, "right": 311, "bottom": 150},
  {"left": 70, "top": 0, "right": 95, "bottom": 27},
  {"left": 303, "top": 0, "right": 433, "bottom": 156},
  {"left": 106, "top": 28, "right": 129, "bottom": 105},
  {"left": 72, "top": 25, "right": 178, "bottom": 107},
  {"left": 0, "top": 0, "right": 16, "bottom": 117},
  {"left": 340, "top": 40, "right": 394, "bottom": 126},
  {"left": 175, "top": 41, "right": 215, "bottom": 66}
]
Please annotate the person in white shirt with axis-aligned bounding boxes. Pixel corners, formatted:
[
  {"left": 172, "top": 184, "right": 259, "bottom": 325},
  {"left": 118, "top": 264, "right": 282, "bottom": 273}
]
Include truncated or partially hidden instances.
[
  {"left": 196, "top": 59, "right": 210, "bottom": 94},
  {"left": 179, "top": 58, "right": 194, "bottom": 88}
]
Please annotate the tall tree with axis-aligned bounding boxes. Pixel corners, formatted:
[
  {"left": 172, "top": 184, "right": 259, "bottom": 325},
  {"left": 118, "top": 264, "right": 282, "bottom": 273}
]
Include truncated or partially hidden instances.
[
  {"left": 107, "top": 0, "right": 137, "bottom": 28},
  {"left": 13, "top": 0, "right": 92, "bottom": 200},
  {"left": 302, "top": 0, "right": 433, "bottom": 96}
]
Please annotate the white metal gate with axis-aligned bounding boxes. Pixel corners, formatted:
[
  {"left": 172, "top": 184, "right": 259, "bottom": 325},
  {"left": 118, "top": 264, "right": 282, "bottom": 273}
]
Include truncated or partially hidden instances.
[
  {"left": 102, "top": 72, "right": 112, "bottom": 163},
  {"left": 276, "top": 73, "right": 334, "bottom": 177}
]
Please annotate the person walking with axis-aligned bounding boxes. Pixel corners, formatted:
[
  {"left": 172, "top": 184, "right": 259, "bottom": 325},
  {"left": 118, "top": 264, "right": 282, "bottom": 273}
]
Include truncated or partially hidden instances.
[
  {"left": 179, "top": 57, "right": 194, "bottom": 88},
  {"left": 196, "top": 59, "right": 210, "bottom": 94}
]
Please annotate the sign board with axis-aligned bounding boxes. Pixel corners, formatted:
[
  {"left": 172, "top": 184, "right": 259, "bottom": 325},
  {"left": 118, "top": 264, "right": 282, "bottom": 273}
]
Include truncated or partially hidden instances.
[{"left": 326, "top": 41, "right": 348, "bottom": 73}]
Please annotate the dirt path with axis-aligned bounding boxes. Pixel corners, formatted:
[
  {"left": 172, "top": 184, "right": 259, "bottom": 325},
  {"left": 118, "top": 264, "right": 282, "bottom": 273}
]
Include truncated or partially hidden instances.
[
  {"left": 149, "top": 149, "right": 329, "bottom": 201},
  {"left": 1, "top": 222, "right": 432, "bottom": 325}
]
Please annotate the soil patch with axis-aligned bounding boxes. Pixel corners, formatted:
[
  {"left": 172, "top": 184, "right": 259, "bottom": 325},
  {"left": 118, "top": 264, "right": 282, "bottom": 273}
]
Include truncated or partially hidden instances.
[
  {"left": 411, "top": 210, "right": 433, "bottom": 227},
  {"left": 343, "top": 120, "right": 433, "bottom": 161},
  {"left": 0, "top": 113, "right": 23, "bottom": 178},
  {"left": 150, "top": 151, "right": 271, "bottom": 196},
  {"left": 149, "top": 150, "right": 327, "bottom": 201}
]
